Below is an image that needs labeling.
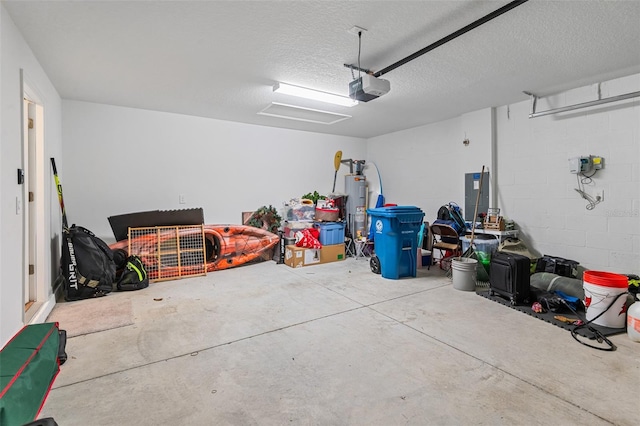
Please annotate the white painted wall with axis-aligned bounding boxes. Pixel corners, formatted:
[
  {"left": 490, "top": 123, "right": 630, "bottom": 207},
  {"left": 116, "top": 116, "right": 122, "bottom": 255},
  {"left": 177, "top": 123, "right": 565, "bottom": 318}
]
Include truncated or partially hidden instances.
[
  {"left": 496, "top": 73, "right": 640, "bottom": 275},
  {"left": 0, "top": 5, "right": 62, "bottom": 347},
  {"left": 0, "top": 6, "right": 4, "bottom": 340},
  {"left": 61, "top": 100, "right": 366, "bottom": 240},
  {"left": 367, "top": 108, "right": 493, "bottom": 222}
]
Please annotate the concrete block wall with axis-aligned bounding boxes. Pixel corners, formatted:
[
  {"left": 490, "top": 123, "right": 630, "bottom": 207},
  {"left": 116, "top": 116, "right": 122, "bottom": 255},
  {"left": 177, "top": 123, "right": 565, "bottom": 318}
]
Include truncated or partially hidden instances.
[{"left": 495, "top": 73, "right": 640, "bottom": 274}]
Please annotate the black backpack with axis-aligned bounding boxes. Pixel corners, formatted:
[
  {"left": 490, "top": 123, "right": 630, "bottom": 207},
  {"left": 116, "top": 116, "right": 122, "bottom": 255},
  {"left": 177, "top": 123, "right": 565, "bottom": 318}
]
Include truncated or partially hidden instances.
[
  {"left": 437, "top": 205, "right": 451, "bottom": 221},
  {"left": 116, "top": 255, "right": 149, "bottom": 291},
  {"left": 60, "top": 225, "right": 116, "bottom": 301},
  {"left": 436, "top": 203, "right": 466, "bottom": 235}
]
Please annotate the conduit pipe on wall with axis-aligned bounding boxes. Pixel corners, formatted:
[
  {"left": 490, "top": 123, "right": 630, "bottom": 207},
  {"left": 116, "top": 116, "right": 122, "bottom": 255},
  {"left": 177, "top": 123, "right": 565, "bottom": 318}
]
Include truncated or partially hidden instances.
[{"left": 525, "top": 90, "right": 640, "bottom": 119}]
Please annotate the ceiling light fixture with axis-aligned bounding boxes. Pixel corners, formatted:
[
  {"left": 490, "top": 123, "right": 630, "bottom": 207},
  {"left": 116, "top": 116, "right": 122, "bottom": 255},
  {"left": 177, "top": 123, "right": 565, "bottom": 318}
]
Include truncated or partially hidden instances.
[
  {"left": 273, "top": 82, "right": 358, "bottom": 107},
  {"left": 258, "top": 102, "right": 352, "bottom": 125}
]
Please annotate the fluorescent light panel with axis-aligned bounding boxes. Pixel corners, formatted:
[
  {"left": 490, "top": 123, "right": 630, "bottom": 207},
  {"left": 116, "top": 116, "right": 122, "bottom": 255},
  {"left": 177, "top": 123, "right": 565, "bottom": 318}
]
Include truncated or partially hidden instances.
[
  {"left": 258, "top": 102, "right": 352, "bottom": 125},
  {"left": 274, "top": 82, "right": 358, "bottom": 107}
]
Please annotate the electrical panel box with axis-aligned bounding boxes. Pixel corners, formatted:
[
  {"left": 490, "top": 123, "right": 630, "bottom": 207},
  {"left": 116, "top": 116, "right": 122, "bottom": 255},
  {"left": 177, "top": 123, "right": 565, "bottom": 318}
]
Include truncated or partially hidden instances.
[
  {"left": 592, "top": 156, "right": 604, "bottom": 169},
  {"left": 464, "top": 171, "right": 489, "bottom": 221},
  {"left": 569, "top": 156, "right": 603, "bottom": 174}
]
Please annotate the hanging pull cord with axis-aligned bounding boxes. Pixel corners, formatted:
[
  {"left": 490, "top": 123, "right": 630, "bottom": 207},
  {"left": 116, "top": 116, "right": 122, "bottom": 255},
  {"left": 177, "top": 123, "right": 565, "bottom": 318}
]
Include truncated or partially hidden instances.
[{"left": 561, "top": 291, "right": 629, "bottom": 351}]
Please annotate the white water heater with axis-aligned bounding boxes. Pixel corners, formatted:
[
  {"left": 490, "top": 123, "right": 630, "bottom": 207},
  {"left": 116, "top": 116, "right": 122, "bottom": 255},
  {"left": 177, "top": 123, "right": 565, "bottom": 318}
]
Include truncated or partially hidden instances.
[{"left": 345, "top": 174, "right": 368, "bottom": 238}]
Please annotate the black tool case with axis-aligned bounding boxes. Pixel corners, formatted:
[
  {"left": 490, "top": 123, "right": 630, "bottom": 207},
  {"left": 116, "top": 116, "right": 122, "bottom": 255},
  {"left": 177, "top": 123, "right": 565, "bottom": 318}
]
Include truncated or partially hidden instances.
[{"left": 489, "top": 251, "right": 531, "bottom": 305}]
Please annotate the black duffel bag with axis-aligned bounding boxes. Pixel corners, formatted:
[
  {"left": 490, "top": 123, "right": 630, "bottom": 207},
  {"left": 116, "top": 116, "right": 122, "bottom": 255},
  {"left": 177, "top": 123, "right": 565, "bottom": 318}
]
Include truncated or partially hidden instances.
[
  {"left": 59, "top": 225, "right": 116, "bottom": 301},
  {"left": 535, "top": 254, "right": 579, "bottom": 278}
]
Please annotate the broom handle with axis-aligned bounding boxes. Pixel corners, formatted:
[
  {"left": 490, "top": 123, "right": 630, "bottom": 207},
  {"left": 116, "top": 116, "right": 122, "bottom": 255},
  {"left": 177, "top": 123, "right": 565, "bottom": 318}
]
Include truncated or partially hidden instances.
[{"left": 469, "top": 165, "right": 485, "bottom": 246}]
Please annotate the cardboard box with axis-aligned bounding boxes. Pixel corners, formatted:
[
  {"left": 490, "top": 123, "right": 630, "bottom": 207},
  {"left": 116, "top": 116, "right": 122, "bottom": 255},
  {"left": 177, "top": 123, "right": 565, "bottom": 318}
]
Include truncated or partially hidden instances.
[
  {"left": 284, "top": 245, "right": 321, "bottom": 268},
  {"left": 320, "top": 243, "right": 345, "bottom": 263},
  {"left": 284, "top": 244, "right": 345, "bottom": 268}
]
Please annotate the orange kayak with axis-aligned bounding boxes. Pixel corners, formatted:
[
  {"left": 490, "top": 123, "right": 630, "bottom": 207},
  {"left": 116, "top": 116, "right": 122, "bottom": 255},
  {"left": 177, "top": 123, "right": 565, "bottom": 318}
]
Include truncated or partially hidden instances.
[{"left": 109, "top": 224, "right": 279, "bottom": 280}]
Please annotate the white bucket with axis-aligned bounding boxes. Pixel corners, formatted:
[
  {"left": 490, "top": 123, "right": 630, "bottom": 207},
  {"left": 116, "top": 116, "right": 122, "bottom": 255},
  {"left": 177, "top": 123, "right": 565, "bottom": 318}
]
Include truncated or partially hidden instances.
[
  {"left": 583, "top": 270, "right": 628, "bottom": 328},
  {"left": 628, "top": 298, "right": 640, "bottom": 342},
  {"left": 451, "top": 257, "right": 477, "bottom": 292}
]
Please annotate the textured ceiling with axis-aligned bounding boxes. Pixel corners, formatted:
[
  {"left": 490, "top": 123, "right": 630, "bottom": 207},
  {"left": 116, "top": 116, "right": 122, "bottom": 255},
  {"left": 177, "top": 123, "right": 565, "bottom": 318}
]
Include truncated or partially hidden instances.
[{"left": 3, "top": 0, "right": 640, "bottom": 138}]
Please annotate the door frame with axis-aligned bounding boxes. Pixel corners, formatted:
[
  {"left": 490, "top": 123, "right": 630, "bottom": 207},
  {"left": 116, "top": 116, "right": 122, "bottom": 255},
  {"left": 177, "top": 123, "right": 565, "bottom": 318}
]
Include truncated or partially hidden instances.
[{"left": 21, "top": 70, "right": 52, "bottom": 323}]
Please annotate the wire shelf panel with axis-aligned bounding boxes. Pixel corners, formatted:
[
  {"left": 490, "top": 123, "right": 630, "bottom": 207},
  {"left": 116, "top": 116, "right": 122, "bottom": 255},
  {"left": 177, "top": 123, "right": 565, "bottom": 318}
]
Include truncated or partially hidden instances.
[{"left": 128, "top": 225, "right": 207, "bottom": 282}]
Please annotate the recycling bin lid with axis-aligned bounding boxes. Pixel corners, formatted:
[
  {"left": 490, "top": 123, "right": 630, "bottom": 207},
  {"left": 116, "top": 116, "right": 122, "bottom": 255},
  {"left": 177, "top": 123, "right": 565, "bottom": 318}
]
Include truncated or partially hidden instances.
[{"left": 367, "top": 206, "right": 424, "bottom": 216}]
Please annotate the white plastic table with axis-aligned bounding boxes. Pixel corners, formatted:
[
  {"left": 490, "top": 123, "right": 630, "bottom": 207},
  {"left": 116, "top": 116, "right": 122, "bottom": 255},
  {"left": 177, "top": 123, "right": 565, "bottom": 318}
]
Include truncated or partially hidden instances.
[{"left": 468, "top": 228, "right": 519, "bottom": 244}]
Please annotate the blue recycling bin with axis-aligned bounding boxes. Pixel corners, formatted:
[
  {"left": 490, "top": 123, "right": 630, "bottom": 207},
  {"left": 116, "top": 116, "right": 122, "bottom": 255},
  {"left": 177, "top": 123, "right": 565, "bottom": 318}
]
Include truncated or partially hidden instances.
[{"left": 367, "top": 206, "right": 425, "bottom": 279}]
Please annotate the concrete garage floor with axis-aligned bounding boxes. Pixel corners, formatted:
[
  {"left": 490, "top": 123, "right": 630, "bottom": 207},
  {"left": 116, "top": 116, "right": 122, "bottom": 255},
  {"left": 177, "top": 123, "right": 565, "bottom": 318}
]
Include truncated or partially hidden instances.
[{"left": 41, "top": 258, "right": 638, "bottom": 425}]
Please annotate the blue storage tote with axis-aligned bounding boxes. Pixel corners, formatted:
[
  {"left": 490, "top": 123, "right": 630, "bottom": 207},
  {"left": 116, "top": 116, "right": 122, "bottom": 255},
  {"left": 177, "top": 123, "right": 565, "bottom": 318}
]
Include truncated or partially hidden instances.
[
  {"left": 314, "top": 222, "right": 345, "bottom": 246},
  {"left": 367, "top": 206, "right": 425, "bottom": 279}
]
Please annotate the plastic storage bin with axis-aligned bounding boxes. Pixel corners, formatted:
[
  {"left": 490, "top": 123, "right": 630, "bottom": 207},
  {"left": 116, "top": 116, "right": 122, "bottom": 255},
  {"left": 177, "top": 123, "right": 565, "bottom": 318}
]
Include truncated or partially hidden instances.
[
  {"left": 460, "top": 235, "right": 499, "bottom": 256},
  {"left": 367, "top": 206, "right": 425, "bottom": 279},
  {"left": 283, "top": 221, "right": 314, "bottom": 238},
  {"left": 313, "top": 222, "right": 345, "bottom": 246},
  {"left": 461, "top": 235, "right": 498, "bottom": 271}
]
